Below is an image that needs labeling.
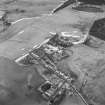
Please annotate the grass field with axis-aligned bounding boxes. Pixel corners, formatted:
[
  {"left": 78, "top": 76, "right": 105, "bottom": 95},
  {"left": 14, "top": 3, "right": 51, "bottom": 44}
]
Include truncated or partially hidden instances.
[
  {"left": 0, "top": 0, "right": 61, "bottom": 22},
  {"left": 0, "top": 0, "right": 63, "bottom": 32}
]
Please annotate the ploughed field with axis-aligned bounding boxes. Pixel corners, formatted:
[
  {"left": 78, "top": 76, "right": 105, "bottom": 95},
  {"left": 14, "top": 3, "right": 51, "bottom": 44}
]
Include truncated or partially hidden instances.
[{"left": 0, "top": 0, "right": 105, "bottom": 105}]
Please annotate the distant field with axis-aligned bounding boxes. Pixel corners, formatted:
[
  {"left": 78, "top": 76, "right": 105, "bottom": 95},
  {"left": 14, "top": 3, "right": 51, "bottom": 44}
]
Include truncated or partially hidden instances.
[
  {"left": 0, "top": 0, "right": 62, "bottom": 32},
  {"left": 0, "top": 0, "right": 61, "bottom": 22}
]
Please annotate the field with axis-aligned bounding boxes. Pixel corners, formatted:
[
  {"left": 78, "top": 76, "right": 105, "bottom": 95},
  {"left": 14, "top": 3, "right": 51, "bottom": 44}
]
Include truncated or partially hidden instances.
[
  {"left": 0, "top": 0, "right": 61, "bottom": 21},
  {"left": 0, "top": 0, "right": 62, "bottom": 32}
]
